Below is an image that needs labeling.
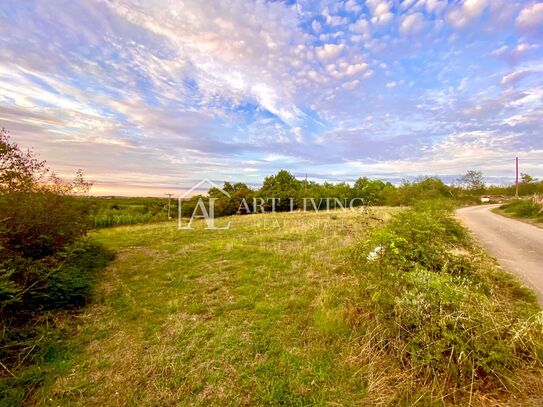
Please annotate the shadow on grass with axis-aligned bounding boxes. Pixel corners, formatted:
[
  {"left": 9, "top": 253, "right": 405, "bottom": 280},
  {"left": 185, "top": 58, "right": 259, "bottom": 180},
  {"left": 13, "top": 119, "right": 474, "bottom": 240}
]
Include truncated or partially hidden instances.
[{"left": 0, "top": 240, "right": 113, "bottom": 405}]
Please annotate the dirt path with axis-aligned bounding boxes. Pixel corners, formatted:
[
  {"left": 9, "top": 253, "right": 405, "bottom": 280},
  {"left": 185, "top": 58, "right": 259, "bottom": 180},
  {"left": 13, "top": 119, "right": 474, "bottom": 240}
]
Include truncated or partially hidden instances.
[{"left": 457, "top": 205, "right": 543, "bottom": 305}]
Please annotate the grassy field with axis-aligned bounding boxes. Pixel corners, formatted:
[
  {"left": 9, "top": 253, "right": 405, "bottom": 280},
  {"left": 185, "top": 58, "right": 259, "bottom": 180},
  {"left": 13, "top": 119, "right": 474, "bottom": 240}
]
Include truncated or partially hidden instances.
[
  {"left": 10, "top": 207, "right": 543, "bottom": 406},
  {"left": 26, "top": 209, "right": 393, "bottom": 405}
]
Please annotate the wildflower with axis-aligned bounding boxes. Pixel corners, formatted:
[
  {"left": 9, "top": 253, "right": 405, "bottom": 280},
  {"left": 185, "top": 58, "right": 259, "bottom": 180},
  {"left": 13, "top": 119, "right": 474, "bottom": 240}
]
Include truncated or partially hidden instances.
[{"left": 367, "top": 245, "right": 384, "bottom": 261}]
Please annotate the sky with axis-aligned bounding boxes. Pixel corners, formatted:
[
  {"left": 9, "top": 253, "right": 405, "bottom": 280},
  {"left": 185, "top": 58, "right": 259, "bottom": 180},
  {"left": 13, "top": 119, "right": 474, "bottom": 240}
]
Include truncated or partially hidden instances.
[{"left": 0, "top": 0, "right": 542, "bottom": 196}]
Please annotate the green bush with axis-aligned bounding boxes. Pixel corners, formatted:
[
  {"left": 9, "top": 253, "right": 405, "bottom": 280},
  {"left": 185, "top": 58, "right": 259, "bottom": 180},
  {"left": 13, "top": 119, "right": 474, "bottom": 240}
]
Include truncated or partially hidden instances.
[
  {"left": 395, "top": 177, "right": 455, "bottom": 206},
  {"left": 500, "top": 199, "right": 543, "bottom": 221},
  {"left": 0, "top": 238, "right": 113, "bottom": 397},
  {"left": 0, "top": 191, "right": 89, "bottom": 258},
  {"left": 0, "top": 239, "right": 113, "bottom": 320},
  {"left": 0, "top": 130, "right": 92, "bottom": 258},
  {"left": 0, "top": 239, "right": 112, "bottom": 404},
  {"left": 0, "top": 129, "right": 113, "bottom": 391},
  {"left": 350, "top": 201, "right": 543, "bottom": 395}
]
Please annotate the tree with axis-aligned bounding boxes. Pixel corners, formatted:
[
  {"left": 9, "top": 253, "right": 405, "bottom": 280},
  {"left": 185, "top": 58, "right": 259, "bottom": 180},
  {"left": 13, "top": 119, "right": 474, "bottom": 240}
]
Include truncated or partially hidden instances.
[
  {"left": 394, "top": 177, "right": 454, "bottom": 205},
  {"left": 209, "top": 182, "right": 254, "bottom": 216},
  {"left": 457, "top": 170, "right": 485, "bottom": 192},
  {"left": 0, "top": 128, "right": 47, "bottom": 192},
  {"left": 521, "top": 173, "right": 537, "bottom": 184},
  {"left": 260, "top": 170, "right": 301, "bottom": 211},
  {"left": 353, "top": 176, "right": 370, "bottom": 191},
  {"left": 0, "top": 129, "right": 92, "bottom": 258},
  {"left": 353, "top": 177, "right": 395, "bottom": 205}
]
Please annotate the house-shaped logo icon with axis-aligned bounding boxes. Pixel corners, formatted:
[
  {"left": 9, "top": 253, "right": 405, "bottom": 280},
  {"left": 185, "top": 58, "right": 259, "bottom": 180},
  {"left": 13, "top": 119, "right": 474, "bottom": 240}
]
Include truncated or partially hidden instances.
[{"left": 178, "top": 178, "right": 231, "bottom": 230}]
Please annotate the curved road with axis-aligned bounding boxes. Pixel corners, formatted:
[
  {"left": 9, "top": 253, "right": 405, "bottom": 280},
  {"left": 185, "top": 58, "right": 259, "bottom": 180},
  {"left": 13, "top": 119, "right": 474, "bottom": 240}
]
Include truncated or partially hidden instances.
[{"left": 456, "top": 205, "right": 543, "bottom": 306}]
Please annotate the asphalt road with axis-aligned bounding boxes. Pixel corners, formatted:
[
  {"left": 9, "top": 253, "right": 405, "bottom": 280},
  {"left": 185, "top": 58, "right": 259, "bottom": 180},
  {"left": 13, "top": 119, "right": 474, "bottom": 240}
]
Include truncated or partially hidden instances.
[{"left": 456, "top": 204, "right": 543, "bottom": 305}]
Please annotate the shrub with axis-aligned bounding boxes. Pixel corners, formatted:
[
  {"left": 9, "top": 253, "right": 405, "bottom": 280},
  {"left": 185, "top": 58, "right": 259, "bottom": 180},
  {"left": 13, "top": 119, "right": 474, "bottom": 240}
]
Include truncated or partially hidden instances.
[
  {"left": 395, "top": 177, "right": 455, "bottom": 205},
  {"left": 0, "top": 130, "right": 105, "bottom": 320},
  {"left": 0, "top": 239, "right": 112, "bottom": 403},
  {"left": 0, "top": 128, "right": 46, "bottom": 193},
  {"left": 349, "top": 201, "right": 543, "bottom": 397},
  {"left": 500, "top": 199, "right": 543, "bottom": 221},
  {"left": 0, "top": 239, "right": 113, "bottom": 320},
  {"left": 0, "top": 129, "right": 112, "bottom": 384},
  {"left": 0, "top": 129, "right": 92, "bottom": 258},
  {"left": 0, "top": 190, "right": 89, "bottom": 258}
]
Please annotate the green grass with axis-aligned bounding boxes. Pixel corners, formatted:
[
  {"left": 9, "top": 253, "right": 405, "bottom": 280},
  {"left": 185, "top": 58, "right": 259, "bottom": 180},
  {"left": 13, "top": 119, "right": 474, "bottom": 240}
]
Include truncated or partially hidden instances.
[
  {"left": 0, "top": 241, "right": 113, "bottom": 405},
  {"left": 89, "top": 210, "right": 157, "bottom": 228},
  {"left": 84, "top": 196, "right": 172, "bottom": 229},
  {"left": 5, "top": 208, "right": 542, "bottom": 406},
  {"left": 495, "top": 199, "right": 543, "bottom": 225},
  {"left": 21, "top": 209, "right": 390, "bottom": 406}
]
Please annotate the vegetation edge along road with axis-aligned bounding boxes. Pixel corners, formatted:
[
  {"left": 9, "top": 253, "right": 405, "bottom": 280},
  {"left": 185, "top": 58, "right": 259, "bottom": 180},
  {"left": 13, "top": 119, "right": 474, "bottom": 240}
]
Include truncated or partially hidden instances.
[{"left": 493, "top": 197, "right": 543, "bottom": 228}]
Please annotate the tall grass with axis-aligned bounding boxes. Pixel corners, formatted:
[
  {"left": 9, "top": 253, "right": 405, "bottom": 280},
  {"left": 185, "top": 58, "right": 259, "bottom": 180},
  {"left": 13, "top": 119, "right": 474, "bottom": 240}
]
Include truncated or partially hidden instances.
[
  {"left": 88, "top": 202, "right": 170, "bottom": 228},
  {"left": 89, "top": 211, "right": 157, "bottom": 228},
  {"left": 349, "top": 200, "right": 543, "bottom": 404},
  {"left": 499, "top": 198, "right": 543, "bottom": 223}
]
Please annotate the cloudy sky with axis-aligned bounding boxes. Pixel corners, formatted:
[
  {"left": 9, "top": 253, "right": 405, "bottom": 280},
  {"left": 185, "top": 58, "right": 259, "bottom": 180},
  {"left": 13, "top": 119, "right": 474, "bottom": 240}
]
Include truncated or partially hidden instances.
[{"left": 0, "top": 0, "right": 542, "bottom": 195}]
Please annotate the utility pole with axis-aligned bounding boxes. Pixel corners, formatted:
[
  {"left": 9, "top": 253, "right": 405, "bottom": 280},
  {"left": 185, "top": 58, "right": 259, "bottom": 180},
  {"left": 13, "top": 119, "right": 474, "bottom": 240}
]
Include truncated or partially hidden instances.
[
  {"left": 515, "top": 157, "right": 519, "bottom": 198},
  {"left": 165, "top": 193, "right": 174, "bottom": 219}
]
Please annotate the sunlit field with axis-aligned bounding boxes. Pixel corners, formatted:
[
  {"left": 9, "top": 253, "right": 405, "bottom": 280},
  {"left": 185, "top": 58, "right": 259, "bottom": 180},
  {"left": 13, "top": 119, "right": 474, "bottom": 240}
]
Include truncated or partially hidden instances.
[
  {"left": 31, "top": 209, "right": 393, "bottom": 405},
  {"left": 9, "top": 206, "right": 539, "bottom": 407}
]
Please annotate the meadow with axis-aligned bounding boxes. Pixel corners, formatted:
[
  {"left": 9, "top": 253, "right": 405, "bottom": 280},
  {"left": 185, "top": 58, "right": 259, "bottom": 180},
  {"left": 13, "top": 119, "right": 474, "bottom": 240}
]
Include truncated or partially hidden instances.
[{"left": 6, "top": 206, "right": 541, "bottom": 406}]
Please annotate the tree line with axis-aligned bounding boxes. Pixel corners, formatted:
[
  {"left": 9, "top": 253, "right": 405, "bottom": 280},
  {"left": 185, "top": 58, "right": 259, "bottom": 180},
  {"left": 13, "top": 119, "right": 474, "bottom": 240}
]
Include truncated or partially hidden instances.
[{"left": 181, "top": 169, "right": 542, "bottom": 217}]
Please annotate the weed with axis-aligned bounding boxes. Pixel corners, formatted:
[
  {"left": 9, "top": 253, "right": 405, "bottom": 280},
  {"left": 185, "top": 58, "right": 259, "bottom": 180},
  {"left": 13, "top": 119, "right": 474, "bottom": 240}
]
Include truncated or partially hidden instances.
[
  {"left": 499, "top": 199, "right": 543, "bottom": 223},
  {"left": 350, "top": 201, "right": 543, "bottom": 403}
]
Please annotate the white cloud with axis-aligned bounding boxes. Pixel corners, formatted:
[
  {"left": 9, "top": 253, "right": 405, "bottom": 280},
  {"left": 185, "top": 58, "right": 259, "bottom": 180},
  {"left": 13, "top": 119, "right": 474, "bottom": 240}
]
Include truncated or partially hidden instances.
[
  {"left": 345, "top": 63, "right": 368, "bottom": 76},
  {"left": 102, "top": 0, "right": 308, "bottom": 125},
  {"left": 292, "top": 127, "right": 304, "bottom": 143},
  {"left": 315, "top": 43, "right": 345, "bottom": 61},
  {"left": 345, "top": 0, "right": 362, "bottom": 14},
  {"left": 490, "top": 42, "right": 540, "bottom": 63},
  {"left": 322, "top": 7, "right": 348, "bottom": 26},
  {"left": 516, "top": 2, "right": 543, "bottom": 32},
  {"left": 349, "top": 18, "right": 371, "bottom": 39},
  {"left": 516, "top": 42, "right": 538, "bottom": 53},
  {"left": 323, "top": 60, "right": 371, "bottom": 81},
  {"left": 342, "top": 79, "right": 360, "bottom": 90},
  {"left": 367, "top": 0, "right": 394, "bottom": 25},
  {"left": 400, "top": 0, "right": 417, "bottom": 10},
  {"left": 419, "top": 0, "right": 447, "bottom": 14},
  {"left": 399, "top": 13, "right": 425, "bottom": 36},
  {"left": 500, "top": 70, "right": 535, "bottom": 86},
  {"left": 445, "top": 0, "right": 488, "bottom": 28},
  {"left": 312, "top": 20, "right": 321, "bottom": 33}
]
